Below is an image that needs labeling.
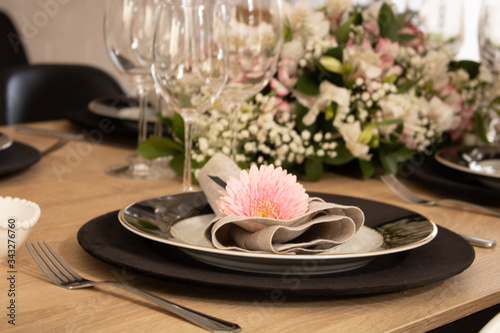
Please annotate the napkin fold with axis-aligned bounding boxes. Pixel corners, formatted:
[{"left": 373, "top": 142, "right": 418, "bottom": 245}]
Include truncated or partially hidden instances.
[{"left": 198, "top": 153, "right": 365, "bottom": 254}]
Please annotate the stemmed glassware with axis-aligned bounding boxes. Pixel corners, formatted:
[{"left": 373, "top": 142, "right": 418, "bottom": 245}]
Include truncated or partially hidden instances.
[
  {"left": 104, "top": 0, "right": 170, "bottom": 179},
  {"left": 479, "top": 0, "right": 500, "bottom": 143},
  {"left": 220, "top": 0, "right": 283, "bottom": 159},
  {"left": 152, "top": 0, "right": 229, "bottom": 192},
  {"left": 479, "top": 0, "right": 500, "bottom": 73},
  {"left": 418, "top": 0, "right": 464, "bottom": 57}
]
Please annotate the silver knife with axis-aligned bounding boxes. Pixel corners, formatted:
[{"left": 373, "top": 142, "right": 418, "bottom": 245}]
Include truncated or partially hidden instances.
[{"left": 15, "top": 126, "right": 86, "bottom": 141}]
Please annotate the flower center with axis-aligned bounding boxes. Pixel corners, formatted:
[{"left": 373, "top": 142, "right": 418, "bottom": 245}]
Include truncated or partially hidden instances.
[{"left": 251, "top": 200, "right": 280, "bottom": 219}]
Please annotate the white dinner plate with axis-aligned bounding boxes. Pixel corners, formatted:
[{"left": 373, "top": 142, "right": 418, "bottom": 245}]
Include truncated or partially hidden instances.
[
  {"left": 88, "top": 96, "right": 157, "bottom": 122},
  {"left": 0, "top": 132, "right": 13, "bottom": 151},
  {"left": 117, "top": 192, "right": 438, "bottom": 275},
  {"left": 435, "top": 146, "right": 500, "bottom": 190}
]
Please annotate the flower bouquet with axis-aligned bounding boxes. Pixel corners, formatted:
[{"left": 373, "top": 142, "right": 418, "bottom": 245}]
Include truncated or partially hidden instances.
[{"left": 139, "top": 0, "right": 500, "bottom": 180}]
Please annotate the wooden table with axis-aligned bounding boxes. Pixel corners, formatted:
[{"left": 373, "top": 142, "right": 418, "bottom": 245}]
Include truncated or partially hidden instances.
[{"left": 1, "top": 120, "right": 499, "bottom": 332}]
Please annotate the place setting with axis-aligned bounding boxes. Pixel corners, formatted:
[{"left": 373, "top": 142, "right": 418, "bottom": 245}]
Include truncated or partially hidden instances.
[{"left": 77, "top": 153, "right": 475, "bottom": 297}]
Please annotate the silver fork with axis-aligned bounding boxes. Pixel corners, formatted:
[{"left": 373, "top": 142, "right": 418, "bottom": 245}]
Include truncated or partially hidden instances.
[
  {"left": 26, "top": 242, "right": 241, "bottom": 333},
  {"left": 381, "top": 174, "right": 500, "bottom": 218}
]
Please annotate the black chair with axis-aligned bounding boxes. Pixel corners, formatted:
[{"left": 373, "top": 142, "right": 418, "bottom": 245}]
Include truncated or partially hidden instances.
[
  {"left": 0, "top": 11, "right": 29, "bottom": 69},
  {"left": 0, "top": 64, "right": 126, "bottom": 125}
]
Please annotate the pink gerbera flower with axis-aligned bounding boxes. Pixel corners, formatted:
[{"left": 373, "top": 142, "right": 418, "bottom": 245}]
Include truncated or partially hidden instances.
[{"left": 217, "top": 165, "right": 309, "bottom": 220}]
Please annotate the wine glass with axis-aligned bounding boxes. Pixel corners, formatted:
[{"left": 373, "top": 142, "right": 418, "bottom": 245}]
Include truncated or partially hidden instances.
[
  {"left": 104, "top": 0, "right": 171, "bottom": 179},
  {"left": 418, "top": 0, "right": 464, "bottom": 56},
  {"left": 152, "top": 0, "right": 229, "bottom": 192},
  {"left": 479, "top": 0, "right": 500, "bottom": 73},
  {"left": 221, "top": 0, "right": 283, "bottom": 159}
]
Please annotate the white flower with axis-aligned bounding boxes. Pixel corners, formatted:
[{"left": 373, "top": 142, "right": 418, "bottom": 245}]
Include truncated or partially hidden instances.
[
  {"left": 421, "top": 50, "right": 452, "bottom": 91},
  {"left": 297, "top": 81, "right": 351, "bottom": 126},
  {"left": 338, "top": 121, "right": 371, "bottom": 160},
  {"left": 325, "top": 0, "right": 352, "bottom": 17},
  {"left": 427, "top": 96, "right": 457, "bottom": 132},
  {"left": 344, "top": 42, "right": 383, "bottom": 79},
  {"left": 281, "top": 40, "right": 306, "bottom": 60},
  {"left": 283, "top": 0, "right": 330, "bottom": 42}
]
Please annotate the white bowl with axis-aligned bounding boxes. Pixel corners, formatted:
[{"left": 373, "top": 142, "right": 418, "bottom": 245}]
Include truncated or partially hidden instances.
[{"left": 0, "top": 197, "right": 41, "bottom": 262}]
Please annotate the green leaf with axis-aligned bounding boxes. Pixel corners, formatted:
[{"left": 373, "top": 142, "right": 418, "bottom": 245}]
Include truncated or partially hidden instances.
[
  {"left": 395, "top": 11, "right": 407, "bottom": 29},
  {"left": 335, "top": 13, "right": 357, "bottom": 45},
  {"left": 169, "top": 152, "right": 185, "bottom": 175},
  {"left": 324, "top": 46, "right": 344, "bottom": 61},
  {"left": 305, "top": 158, "right": 324, "bottom": 181},
  {"left": 359, "top": 159, "right": 376, "bottom": 179},
  {"left": 137, "top": 135, "right": 183, "bottom": 159},
  {"left": 324, "top": 142, "right": 355, "bottom": 165},
  {"left": 373, "top": 119, "right": 402, "bottom": 126},
  {"left": 296, "top": 71, "right": 320, "bottom": 95},
  {"left": 172, "top": 112, "right": 185, "bottom": 141},
  {"left": 473, "top": 112, "right": 489, "bottom": 142},
  {"left": 398, "top": 33, "right": 417, "bottom": 43},
  {"left": 378, "top": 145, "right": 413, "bottom": 174},
  {"left": 284, "top": 25, "right": 293, "bottom": 43},
  {"left": 448, "top": 60, "right": 480, "bottom": 79},
  {"left": 397, "top": 78, "right": 421, "bottom": 94},
  {"left": 378, "top": 3, "right": 398, "bottom": 42}
]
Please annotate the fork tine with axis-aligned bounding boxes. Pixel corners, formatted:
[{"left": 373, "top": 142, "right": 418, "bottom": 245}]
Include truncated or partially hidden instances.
[
  {"left": 40, "top": 241, "right": 83, "bottom": 281},
  {"left": 381, "top": 174, "right": 421, "bottom": 203},
  {"left": 35, "top": 241, "right": 76, "bottom": 282},
  {"left": 26, "top": 243, "right": 68, "bottom": 285}
]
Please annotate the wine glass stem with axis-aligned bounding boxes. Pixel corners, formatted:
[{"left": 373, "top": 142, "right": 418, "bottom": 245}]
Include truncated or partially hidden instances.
[
  {"left": 229, "top": 102, "right": 240, "bottom": 161},
  {"left": 182, "top": 116, "right": 195, "bottom": 192},
  {"left": 154, "top": 93, "right": 163, "bottom": 137},
  {"left": 137, "top": 84, "right": 149, "bottom": 145}
]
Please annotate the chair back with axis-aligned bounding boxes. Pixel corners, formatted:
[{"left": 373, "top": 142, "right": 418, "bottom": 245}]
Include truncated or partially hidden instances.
[
  {"left": 0, "top": 11, "right": 29, "bottom": 69},
  {"left": 0, "top": 64, "right": 125, "bottom": 125}
]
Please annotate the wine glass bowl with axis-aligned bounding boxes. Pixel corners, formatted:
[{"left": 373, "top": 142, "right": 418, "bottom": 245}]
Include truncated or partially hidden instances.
[
  {"left": 104, "top": 0, "right": 154, "bottom": 86},
  {"left": 104, "top": 0, "right": 172, "bottom": 179},
  {"left": 220, "top": 0, "right": 283, "bottom": 158},
  {"left": 479, "top": 0, "right": 500, "bottom": 73},
  {"left": 222, "top": 2, "right": 282, "bottom": 101},
  {"left": 152, "top": 0, "right": 229, "bottom": 191},
  {"left": 418, "top": 0, "right": 464, "bottom": 56}
]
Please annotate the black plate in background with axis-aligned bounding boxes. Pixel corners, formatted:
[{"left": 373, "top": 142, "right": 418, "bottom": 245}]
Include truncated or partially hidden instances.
[
  {"left": 401, "top": 153, "right": 499, "bottom": 204},
  {"left": 65, "top": 105, "right": 139, "bottom": 149},
  {"left": 77, "top": 193, "right": 475, "bottom": 297},
  {"left": 0, "top": 141, "right": 41, "bottom": 176}
]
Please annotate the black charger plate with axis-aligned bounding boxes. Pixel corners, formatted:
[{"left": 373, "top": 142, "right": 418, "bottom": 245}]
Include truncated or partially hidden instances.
[{"left": 77, "top": 193, "right": 475, "bottom": 296}]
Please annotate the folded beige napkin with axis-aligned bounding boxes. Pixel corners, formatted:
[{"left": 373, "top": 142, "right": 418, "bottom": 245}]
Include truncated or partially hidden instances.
[{"left": 198, "top": 153, "right": 365, "bottom": 254}]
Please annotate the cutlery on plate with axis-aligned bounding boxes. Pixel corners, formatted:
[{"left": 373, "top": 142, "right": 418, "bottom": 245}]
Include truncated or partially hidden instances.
[
  {"left": 26, "top": 241, "right": 242, "bottom": 333},
  {"left": 15, "top": 126, "right": 86, "bottom": 141},
  {"left": 381, "top": 174, "right": 500, "bottom": 218},
  {"left": 15, "top": 126, "right": 86, "bottom": 156},
  {"left": 459, "top": 234, "right": 496, "bottom": 249}
]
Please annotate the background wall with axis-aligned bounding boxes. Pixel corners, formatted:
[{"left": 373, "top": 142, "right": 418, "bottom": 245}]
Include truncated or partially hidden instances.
[
  {"left": 0, "top": 0, "right": 130, "bottom": 91},
  {"left": 0, "top": 0, "right": 481, "bottom": 95}
]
